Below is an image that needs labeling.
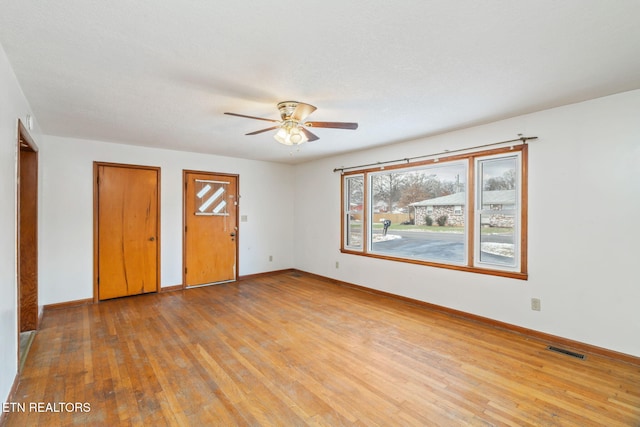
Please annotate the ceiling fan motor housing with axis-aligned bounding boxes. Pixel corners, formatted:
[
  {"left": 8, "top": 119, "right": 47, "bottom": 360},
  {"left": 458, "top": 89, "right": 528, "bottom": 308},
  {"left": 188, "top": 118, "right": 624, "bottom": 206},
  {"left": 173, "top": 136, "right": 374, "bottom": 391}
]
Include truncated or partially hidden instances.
[{"left": 277, "top": 101, "right": 301, "bottom": 121}]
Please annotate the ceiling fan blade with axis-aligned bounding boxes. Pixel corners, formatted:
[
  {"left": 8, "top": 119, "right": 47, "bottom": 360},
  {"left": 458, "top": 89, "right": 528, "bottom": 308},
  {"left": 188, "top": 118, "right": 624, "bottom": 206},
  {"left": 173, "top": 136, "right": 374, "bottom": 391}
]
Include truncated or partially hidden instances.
[
  {"left": 291, "top": 102, "right": 317, "bottom": 122},
  {"left": 246, "top": 126, "right": 280, "bottom": 135},
  {"left": 300, "top": 127, "right": 319, "bottom": 142},
  {"left": 305, "top": 121, "right": 358, "bottom": 130},
  {"left": 224, "top": 112, "right": 279, "bottom": 123}
]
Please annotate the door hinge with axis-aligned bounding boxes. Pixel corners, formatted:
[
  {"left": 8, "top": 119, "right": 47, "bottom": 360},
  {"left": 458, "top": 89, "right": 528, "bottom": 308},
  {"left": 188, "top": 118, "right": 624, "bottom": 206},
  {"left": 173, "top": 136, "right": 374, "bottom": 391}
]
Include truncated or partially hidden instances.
[
  {"left": 184, "top": 267, "right": 187, "bottom": 274},
  {"left": 185, "top": 225, "right": 187, "bottom": 232},
  {"left": 97, "top": 276, "right": 100, "bottom": 285}
]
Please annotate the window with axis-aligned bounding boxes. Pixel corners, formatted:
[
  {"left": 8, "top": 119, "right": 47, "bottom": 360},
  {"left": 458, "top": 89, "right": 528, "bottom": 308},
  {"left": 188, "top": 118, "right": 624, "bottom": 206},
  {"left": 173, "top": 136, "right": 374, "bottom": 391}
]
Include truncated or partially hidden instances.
[
  {"left": 343, "top": 174, "right": 364, "bottom": 250},
  {"left": 475, "top": 153, "right": 520, "bottom": 271},
  {"left": 369, "top": 162, "right": 467, "bottom": 265},
  {"left": 340, "top": 145, "right": 527, "bottom": 279}
]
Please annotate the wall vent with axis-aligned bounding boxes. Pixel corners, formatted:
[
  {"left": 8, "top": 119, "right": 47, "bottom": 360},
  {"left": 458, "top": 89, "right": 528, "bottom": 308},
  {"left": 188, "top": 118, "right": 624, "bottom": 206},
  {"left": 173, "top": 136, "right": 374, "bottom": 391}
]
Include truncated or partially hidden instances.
[{"left": 547, "top": 346, "right": 586, "bottom": 360}]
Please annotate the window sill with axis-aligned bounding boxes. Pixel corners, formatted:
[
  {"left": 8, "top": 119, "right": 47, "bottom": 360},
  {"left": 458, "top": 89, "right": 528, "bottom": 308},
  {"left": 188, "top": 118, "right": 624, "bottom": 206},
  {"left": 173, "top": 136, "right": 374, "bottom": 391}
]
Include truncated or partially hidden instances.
[{"left": 340, "top": 249, "right": 528, "bottom": 280}]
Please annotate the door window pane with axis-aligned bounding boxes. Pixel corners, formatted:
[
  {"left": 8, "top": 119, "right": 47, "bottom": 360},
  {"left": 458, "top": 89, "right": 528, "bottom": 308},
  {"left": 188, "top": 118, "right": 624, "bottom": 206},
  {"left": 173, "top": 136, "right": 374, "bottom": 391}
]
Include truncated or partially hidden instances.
[{"left": 195, "top": 179, "right": 229, "bottom": 216}]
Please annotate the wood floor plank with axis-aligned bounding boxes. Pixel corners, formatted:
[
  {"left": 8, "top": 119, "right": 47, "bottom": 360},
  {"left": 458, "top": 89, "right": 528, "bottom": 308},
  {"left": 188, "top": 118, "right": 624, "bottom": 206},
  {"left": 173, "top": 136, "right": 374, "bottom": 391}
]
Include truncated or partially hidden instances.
[{"left": 4, "top": 271, "right": 639, "bottom": 426}]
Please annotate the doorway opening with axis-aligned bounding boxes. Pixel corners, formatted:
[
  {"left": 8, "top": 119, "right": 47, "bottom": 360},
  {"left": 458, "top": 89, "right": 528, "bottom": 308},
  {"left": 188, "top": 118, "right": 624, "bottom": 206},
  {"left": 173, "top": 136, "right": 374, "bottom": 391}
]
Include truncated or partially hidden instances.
[{"left": 17, "top": 119, "right": 38, "bottom": 370}]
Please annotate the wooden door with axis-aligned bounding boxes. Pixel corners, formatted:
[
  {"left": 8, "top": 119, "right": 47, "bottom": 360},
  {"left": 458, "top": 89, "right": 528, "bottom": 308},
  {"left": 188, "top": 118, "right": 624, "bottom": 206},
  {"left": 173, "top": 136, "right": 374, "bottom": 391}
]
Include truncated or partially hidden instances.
[
  {"left": 184, "top": 171, "right": 238, "bottom": 287},
  {"left": 95, "top": 163, "right": 160, "bottom": 300},
  {"left": 17, "top": 119, "right": 38, "bottom": 332}
]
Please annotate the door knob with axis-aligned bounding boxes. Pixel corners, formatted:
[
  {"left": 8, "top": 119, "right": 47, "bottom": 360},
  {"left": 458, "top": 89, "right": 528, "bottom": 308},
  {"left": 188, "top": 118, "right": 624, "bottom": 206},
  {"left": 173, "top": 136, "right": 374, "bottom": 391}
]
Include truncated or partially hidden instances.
[
  {"left": 230, "top": 232, "right": 236, "bottom": 237},
  {"left": 149, "top": 237, "right": 155, "bottom": 241}
]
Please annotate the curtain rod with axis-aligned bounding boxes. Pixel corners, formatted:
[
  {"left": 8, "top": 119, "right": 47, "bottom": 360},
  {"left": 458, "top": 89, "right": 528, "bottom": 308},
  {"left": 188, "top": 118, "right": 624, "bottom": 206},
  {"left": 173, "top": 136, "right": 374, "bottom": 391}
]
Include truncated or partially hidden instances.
[{"left": 333, "top": 135, "right": 538, "bottom": 173}]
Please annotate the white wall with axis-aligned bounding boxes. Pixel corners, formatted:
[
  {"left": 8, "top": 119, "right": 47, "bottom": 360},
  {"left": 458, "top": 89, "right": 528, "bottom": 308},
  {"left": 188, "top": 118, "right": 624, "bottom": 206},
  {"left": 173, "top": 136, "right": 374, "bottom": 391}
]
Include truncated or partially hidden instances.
[
  {"left": 294, "top": 89, "right": 640, "bottom": 357},
  {"left": 0, "top": 44, "right": 41, "bottom": 406},
  {"left": 39, "top": 136, "right": 295, "bottom": 305}
]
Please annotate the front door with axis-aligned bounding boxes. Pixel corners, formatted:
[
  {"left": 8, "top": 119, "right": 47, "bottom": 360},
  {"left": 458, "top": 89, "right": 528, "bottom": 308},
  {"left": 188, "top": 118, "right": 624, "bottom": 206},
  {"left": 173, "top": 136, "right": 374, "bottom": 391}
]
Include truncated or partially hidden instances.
[
  {"left": 95, "top": 163, "right": 160, "bottom": 300},
  {"left": 184, "top": 171, "right": 238, "bottom": 287}
]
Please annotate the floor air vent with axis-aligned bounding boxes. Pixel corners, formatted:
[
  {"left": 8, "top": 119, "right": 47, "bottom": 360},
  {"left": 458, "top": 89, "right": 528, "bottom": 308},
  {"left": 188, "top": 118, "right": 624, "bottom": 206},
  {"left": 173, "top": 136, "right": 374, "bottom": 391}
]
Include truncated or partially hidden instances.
[{"left": 547, "top": 346, "right": 586, "bottom": 360}]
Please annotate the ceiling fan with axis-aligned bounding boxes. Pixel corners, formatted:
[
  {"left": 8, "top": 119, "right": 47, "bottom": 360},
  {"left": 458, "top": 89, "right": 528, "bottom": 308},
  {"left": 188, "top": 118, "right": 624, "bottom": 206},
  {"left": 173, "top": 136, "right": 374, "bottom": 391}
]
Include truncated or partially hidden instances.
[{"left": 224, "top": 101, "right": 358, "bottom": 146}]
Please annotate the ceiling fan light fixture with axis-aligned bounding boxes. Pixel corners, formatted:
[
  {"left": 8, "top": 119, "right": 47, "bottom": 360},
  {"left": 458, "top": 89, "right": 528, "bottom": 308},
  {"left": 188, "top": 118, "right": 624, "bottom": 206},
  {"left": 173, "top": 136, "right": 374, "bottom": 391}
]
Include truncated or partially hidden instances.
[
  {"left": 274, "top": 127, "right": 288, "bottom": 144},
  {"left": 274, "top": 124, "right": 308, "bottom": 146},
  {"left": 289, "top": 127, "right": 305, "bottom": 144}
]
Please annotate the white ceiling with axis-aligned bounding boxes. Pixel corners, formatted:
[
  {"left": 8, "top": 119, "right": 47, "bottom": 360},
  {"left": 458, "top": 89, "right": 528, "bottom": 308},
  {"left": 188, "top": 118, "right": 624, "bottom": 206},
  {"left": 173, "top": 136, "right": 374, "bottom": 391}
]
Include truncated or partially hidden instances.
[{"left": 1, "top": 1, "right": 640, "bottom": 164}]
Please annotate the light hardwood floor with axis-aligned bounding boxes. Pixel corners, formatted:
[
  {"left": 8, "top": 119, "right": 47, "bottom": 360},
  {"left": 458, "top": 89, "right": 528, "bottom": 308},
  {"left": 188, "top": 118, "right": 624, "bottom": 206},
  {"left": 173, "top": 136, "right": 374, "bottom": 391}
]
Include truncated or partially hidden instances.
[{"left": 4, "top": 271, "right": 640, "bottom": 426}]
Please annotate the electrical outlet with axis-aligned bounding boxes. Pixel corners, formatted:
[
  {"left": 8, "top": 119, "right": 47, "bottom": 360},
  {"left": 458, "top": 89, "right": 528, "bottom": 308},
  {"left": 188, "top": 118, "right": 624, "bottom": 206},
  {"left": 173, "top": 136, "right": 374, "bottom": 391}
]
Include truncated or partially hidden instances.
[
  {"left": 531, "top": 298, "right": 541, "bottom": 311},
  {"left": 269, "top": 255, "right": 273, "bottom": 262},
  {"left": 335, "top": 261, "right": 339, "bottom": 269}
]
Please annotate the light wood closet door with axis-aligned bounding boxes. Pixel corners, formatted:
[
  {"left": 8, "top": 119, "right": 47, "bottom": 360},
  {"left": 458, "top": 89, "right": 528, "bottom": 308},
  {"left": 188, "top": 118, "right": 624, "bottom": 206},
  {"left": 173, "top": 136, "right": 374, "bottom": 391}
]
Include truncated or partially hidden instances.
[{"left": 96, "top": 163, "right": 160, "bottom": 300}]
